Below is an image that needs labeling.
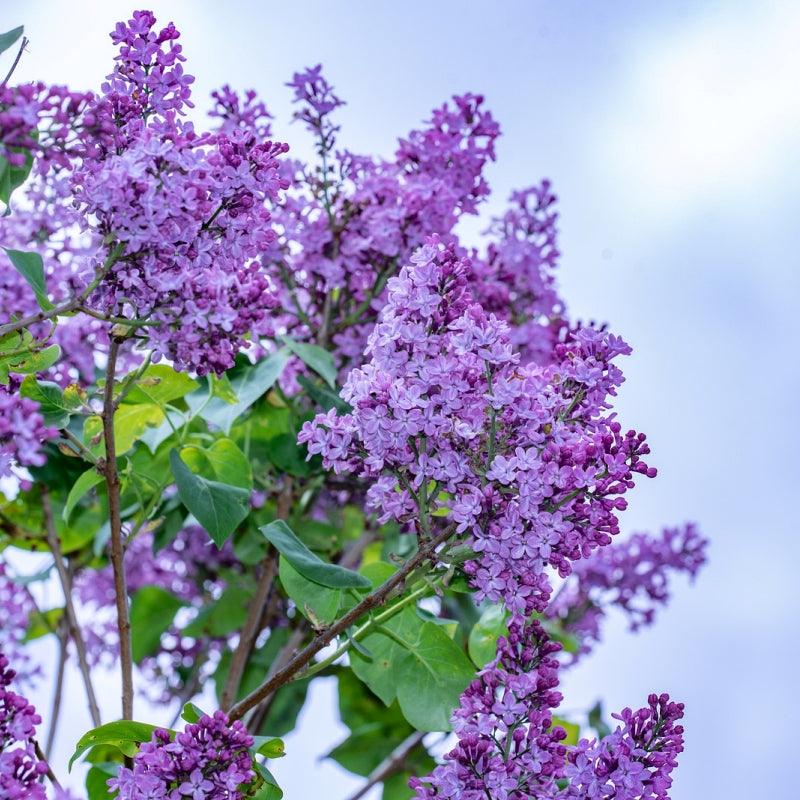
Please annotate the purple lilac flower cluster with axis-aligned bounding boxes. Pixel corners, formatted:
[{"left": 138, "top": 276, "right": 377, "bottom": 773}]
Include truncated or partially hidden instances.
[
  {"left": 255, "top": 68, "right": 502, "bottom": 375},
  {"left": 0, "top": 379, "right": 56, "bottom": 481},
  {"left": 547, "top": 524, "right": 708, "bottom": 657},
  {"left": 0, "top": 653, "right": 47, "bottom": 800},
  {"left": 109, "top": 711, "right": 255, "bottom": 800},
  {"left": 0, "top": 563, "right": 39, "bottom": 684},
  {"left": 1, "top": 11, "right": 290, "bottom": 375},
  {"left": 300, "top": 238, "right": 655, "bottom": 616},
  {"left": 472, "top": 180, "right": 564, "bottom": 364},
  {"left": 72, "top": 11, "right": 289, "bottom": 374},
  {"left": 410, "top": 620, "right": 567, "bottom": 799},
  {"left": 562, "top": 695, "right": 685, "bottom": 800},
  {"left": 286, "top": 64, "right": 346, "bottom": 155}
]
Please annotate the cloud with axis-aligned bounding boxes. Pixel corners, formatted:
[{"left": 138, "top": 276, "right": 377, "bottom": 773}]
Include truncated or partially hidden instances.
[{"left": 597, "top": 1, "right": 800, "bottom": 222}]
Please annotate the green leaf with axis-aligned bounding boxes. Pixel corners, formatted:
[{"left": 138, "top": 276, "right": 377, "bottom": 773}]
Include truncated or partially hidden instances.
[
  {"left": 170, "top": 449, "right": 250, "bottom": 547},
  {"left": 63, "top": 468, "right": 104, "bottom": 523},
  {"left": 24, "top": 607, "right": 63, "bottom": 642},
  {"left": 467, "top": 603, "right": 508, "bottom": 667},
  {"left": 279, "top": 555, "right": 342, "bottom": 624},
  {"left": 86, "top": 763, "right": 117, "bottom": 800},
  {"left": 19, "top": 376, "right": 80, "bottom": 428},
  {"left": 122, "top": 364, "right": 198, "bottom": 406},
  {"left": 179, "top": 438, "right": 252, "bottom": 490},
  {"left": 3, "top": 249, "right": 53, "bottom": 310},
  {"left": 296, "top": 373, "right": 352, "bottom": 413},
  {"left": 281, "top": 336, "right": 337, "bottom": 388},
  {"left": 350, "top": 608, "right": 415, "bottom": 707},
  {"left": 0, "top": 26, "right": 23, "bottom": 56},
  {"left": 83, "top": 402, "right": 164, "bottom": 457},
  {"left": 351, "top": 609, "right": 474, "bottom": 731},
  {"left": 263, "top": 520, "right": 370, "bottom": 590},
  {"left": 393, "top": 621, "right": 475, "bottom": 731},
  {"left": 252, "top": 736, "right": 285, "bottom": 759},
  {"left": 69, "top": 721, "right": 159, "bottom": 770},
  {"left": 0, "top": 149, "right": 33, "bottom": 206},
  {"left": 189, "top": 348, "right": 290, "bottom": 433},
  {"left": 209, "top": 372, "right": 238, "bottom": 404},
  {"left": 181, "top": 702, "right": 205, "bottom": 724},
  {"left": 1, "top": 343, "right": 61, "bottom": 381},
  {"left": 252, "top": 763, "right": 283, "bottom": 800},
  {"left": 129, "top": 586, "right": 184, "bottom": 663}
]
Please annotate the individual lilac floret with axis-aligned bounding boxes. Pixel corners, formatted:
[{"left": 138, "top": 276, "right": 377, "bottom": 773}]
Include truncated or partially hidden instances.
[
  {"left": 548, "top": 524, "right": 708, "bottom": 658},
  {"left": 410, "top": 620, "right": 568, "bottom": 799},
  {"left": 109, "top": 711, "right": 255, "bottom": 800},
  {"left": 0, "top": 653, "right": 47, "bottom": 800},
  {"left": 562, "top": 694, "right": 685, "bottom": 800},
  {"left": 300, "top": 238, "right": 655, "bottom": 617}
]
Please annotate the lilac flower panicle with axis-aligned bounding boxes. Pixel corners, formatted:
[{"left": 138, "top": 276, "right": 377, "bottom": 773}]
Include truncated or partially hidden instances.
[
  {"left": 0, "top": 653, "right": 48, "bottom": 800},
  {"left": 2, "top": 10, "right": 291, "bottom": 375},
  {"left": 410, "top": 620, "right": 568, "bottom": 800},
  {"left": 300, "top": 238, "right": 656, "bottom": 617},
  {"left": 0, "top": 564, "right": 39, "bottom": 684},
  {"left": 108, "top": 711, "right": 255, "bottom": 800},
  {"left": 411, "top": 622, "right": 686, "bottom": 800},
  {"left": 562, "top": 694, "right": 685, "bottom": 800},
  {"left": 548, "top": 524, "right": 708, "bottom": 657}
]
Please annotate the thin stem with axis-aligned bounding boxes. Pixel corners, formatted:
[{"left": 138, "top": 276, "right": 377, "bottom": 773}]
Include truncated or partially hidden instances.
[
  {"left": 301, "top": 580, "right": 434, "bottom": 679},
  {"left": 1, "top": 35, "right": 28, "bottom": 87},
  {"left": 44, "top": 624, "right": 67, "bottom": 758},
  {"left": 221, "top": 478, "right": 293, "bottom": 710},
  {"left": 34, "top": 740, "right": 62, "bottom": 792},
  {"left": 344, "top": 730, "right": 427, "bottom": 800},
  {"left": 228, "top": 525, "right": 456, "bottom": 722},
  {"left": 59, "top": 428, "right": 98, "bottom": 464},
  {"left": 103, "top": 337, "right": 134, "bottom": 720},
  {"left": 42, "top": 491, "right": 101, "bottom": 727}
]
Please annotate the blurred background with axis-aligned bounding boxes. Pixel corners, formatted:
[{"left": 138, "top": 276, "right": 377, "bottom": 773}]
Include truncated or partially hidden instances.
[{"left": 4, "top": 1, "right": 798, "bottom": 797}]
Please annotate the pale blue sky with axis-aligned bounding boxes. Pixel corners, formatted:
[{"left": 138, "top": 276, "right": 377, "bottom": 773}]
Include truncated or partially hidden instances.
[{"left": 6, "top": 1, "right": 799, "bottom": 797}]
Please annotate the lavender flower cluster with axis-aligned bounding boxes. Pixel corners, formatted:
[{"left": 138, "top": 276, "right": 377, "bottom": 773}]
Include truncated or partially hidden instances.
[
  {"left": 410, "top": 623, "right": 685, "bottom": 800},
  {"left": 0, "top": 564, "right": 39, "bottom": 684},
  {"left": 0, "top": 653, "right": 47, "bottom": 800},
  {"left": 109, "top": 711, "right": 254, "bottom": 800},
  {"left": 410, "top": 621, "right": 567, "bottom": 799},
  {"left": 301, "top": 238, "right": 655, "bottom": 616},
  {"left": 548, "top": 524, "right": 708, "bottom": 657}
]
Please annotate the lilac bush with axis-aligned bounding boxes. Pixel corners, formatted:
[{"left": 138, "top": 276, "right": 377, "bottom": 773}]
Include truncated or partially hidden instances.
[{"left": 0, "top": 11, "right": 707, "bottom": 800}]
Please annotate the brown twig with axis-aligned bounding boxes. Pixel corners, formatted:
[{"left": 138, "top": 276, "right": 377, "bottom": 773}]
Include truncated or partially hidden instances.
[
  {"left": 221, "top": 478, "right": 293, "bottom": 711},
  {"left": 344, "top": 730, "right": 427, "bottom": 800},
  {"left": 34, "top": 740, "right": 62, "bottom": 791},
  {"left": 44, "top": 622, "right": 68, "bottom": 757},
  {"left": 1, "top": 35, "right": 28, "bottom": 88},
  {"left": 228, "top": 525, "right": 456, "bottom": 722},
  {"left": 42, "top": 490, "right": 102, "bottom": 727},
  {"left": 103, "top": 336, "right": 134, "bottom": 720}
]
